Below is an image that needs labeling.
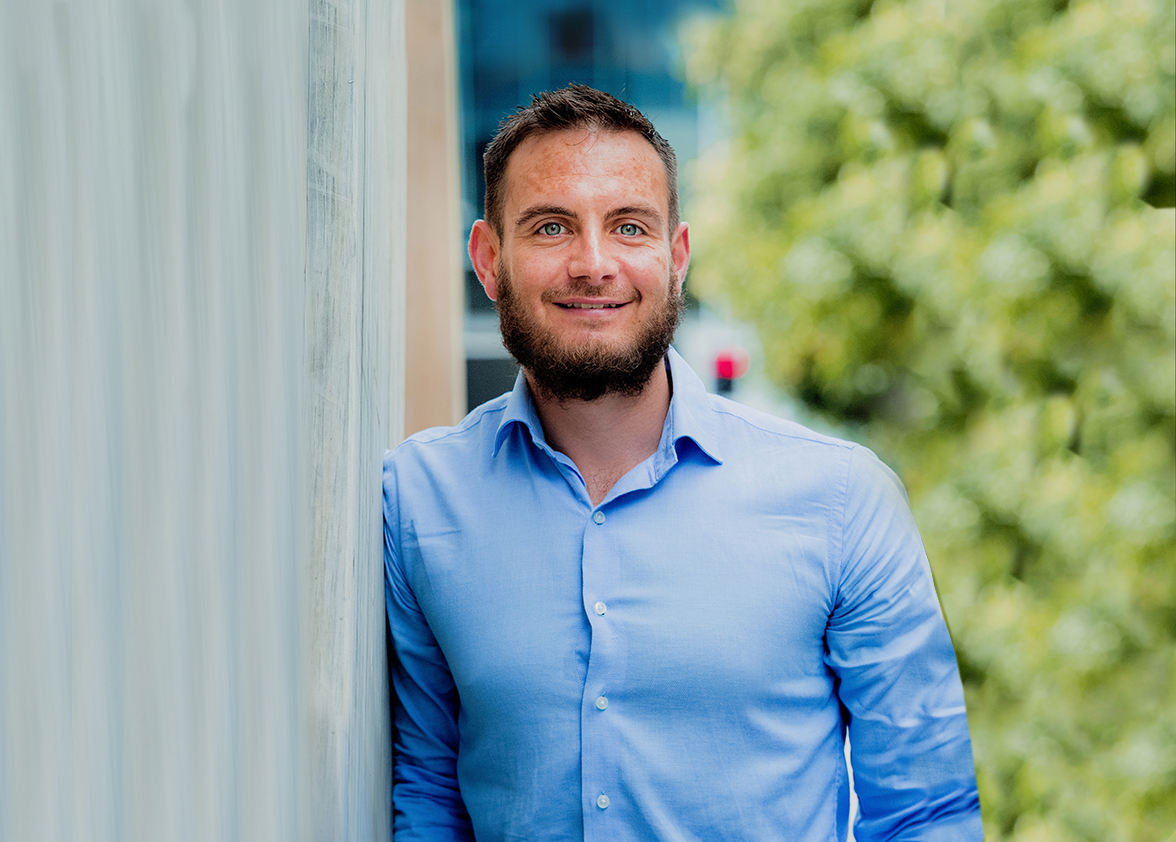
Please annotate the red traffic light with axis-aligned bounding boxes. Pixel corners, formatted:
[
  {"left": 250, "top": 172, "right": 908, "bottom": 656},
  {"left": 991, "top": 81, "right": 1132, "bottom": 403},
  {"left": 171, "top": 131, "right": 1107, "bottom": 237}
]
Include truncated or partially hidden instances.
[{"left": 714, "top": 347, "right": 750, "bottom": 381}]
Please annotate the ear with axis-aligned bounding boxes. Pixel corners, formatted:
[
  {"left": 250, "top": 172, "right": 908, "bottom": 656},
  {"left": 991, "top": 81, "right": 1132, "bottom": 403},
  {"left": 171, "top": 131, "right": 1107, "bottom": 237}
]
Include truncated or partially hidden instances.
[
  {"left": 670, "top": 222, "right": 690, "bottom": 295},
  {"left": 468, "top": 220, "right": 502, "bottom": 301}
]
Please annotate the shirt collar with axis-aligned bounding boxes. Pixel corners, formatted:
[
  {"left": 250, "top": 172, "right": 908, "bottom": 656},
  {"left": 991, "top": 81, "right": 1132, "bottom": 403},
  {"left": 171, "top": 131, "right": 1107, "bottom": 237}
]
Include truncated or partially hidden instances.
[
  {"left": 660, "top": 347, "right": 724, "bottom": 465},
  {"left": 492, "top": 347, "right": 724, "bottom": 466},
  {"left": 493, "top": 367, "right": 546, "bottom": 458}
]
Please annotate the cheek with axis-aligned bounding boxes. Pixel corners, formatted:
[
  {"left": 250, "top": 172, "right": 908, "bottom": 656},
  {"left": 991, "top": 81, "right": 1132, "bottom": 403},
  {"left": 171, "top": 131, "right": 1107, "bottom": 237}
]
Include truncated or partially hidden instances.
[
  {"left": 626, "top": 256, "right": 675, "bottom": 295},
  {"left": 507, "top": 255, "right": 560, "bottom": 287}
]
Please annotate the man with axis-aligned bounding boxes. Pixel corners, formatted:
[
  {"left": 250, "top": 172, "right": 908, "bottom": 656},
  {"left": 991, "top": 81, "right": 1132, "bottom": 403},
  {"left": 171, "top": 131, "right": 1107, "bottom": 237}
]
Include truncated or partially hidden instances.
[{"left": 384, "top": 85, "right": 982, "bottom": 841}]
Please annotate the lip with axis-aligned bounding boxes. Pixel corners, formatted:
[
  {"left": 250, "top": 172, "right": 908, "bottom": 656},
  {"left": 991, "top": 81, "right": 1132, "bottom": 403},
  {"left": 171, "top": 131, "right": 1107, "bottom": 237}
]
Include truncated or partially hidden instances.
[{"left": 552, "top": 298, "right": 631, "bottom": 311}]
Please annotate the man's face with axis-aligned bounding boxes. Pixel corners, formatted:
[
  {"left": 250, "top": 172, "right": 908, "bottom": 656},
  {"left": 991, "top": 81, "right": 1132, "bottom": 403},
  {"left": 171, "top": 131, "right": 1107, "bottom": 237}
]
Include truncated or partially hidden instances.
[{"left": 469, "top": 129, "right": 690, "bottom": 401}]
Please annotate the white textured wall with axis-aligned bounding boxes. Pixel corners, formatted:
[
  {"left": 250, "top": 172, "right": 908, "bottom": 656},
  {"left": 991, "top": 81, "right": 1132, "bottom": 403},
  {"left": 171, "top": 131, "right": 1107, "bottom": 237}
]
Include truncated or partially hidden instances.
[{"left": 0, "top": 1, "right": 403, "bottom": 840}]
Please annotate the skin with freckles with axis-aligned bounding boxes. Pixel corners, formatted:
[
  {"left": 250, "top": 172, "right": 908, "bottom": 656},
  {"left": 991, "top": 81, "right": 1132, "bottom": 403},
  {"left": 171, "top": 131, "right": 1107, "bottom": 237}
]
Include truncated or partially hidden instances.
[
  {"left": 468, "top": 129, "right": 689, "bottom": 394},
  {"left": 468, "top": 128, "right": 692, "bottom": 503}
]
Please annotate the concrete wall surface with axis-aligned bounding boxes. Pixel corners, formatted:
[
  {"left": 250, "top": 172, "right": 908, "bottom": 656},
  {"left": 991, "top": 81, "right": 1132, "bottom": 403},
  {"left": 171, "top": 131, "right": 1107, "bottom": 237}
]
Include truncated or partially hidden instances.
[{"left": 0, "top": 1, "right": 404, "bottom": 840}]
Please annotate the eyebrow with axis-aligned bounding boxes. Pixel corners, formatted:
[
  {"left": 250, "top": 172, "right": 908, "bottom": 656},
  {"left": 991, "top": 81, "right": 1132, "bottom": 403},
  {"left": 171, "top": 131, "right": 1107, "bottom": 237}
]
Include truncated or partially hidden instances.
[
  {"left": 611, "top": 205, "right": 665, "bottom": 232},
  {"left": 513, "top": 204, "right": 666, "bottom": 232},
  {"left": 514, "top": 205, "right": 576, "bottom": 230}
]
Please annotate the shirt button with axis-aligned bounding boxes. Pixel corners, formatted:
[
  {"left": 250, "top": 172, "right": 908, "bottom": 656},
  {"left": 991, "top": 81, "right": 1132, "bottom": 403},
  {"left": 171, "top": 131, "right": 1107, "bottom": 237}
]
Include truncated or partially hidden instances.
[
  {"left": 595, "top": 696, "right": 608, "bottom": 711},
  {"left": 594, "top": 601, "right": 607, "bottom": 615},
  {"left": 592, "top": 510, "right": 605, "bottom": 524},
  {"left": 597, "top": 794, "right": 610, "bottom": 809}
]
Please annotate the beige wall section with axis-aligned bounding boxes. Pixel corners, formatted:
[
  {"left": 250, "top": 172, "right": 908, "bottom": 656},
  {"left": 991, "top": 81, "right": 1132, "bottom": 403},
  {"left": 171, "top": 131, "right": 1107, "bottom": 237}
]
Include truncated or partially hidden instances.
[{"left": 404, "top": 0, "right": 467, "bottom": 437}]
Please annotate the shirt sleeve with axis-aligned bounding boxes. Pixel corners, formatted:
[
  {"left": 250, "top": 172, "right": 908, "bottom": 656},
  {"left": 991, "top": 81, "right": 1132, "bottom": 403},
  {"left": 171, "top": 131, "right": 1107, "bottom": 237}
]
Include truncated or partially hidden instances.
[
  {"left": 824, "top": 445, "right": 983, "bottom": 841},
  {"left": 384, "top": 454, "right": 475, "bottom": 841}
]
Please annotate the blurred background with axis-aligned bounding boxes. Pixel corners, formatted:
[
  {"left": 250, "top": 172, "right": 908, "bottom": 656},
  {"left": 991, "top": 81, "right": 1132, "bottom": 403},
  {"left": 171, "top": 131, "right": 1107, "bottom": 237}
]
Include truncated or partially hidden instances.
[{"left": 3, "top": 1, "right": 1172, "bottom": 841}]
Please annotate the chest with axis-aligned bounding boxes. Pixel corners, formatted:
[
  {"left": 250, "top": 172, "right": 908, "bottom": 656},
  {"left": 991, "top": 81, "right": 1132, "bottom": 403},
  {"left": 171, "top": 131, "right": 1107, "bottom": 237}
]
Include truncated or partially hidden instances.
[{"left": 400, "top": 472, "right": 839, "bottom": 708}]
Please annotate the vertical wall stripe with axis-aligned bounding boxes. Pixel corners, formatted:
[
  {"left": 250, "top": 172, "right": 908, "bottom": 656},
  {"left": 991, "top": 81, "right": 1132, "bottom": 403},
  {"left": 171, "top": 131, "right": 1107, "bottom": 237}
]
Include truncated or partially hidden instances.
[{"left": 0, "top": 1, "right": 402, "bottom": 839}]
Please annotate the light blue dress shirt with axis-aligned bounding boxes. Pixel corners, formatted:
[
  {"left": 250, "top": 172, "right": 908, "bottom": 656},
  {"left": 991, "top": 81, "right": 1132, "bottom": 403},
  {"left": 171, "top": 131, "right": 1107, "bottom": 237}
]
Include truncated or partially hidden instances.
[{"left": 384, "top": 349, "right": 982, "bottom": 841}]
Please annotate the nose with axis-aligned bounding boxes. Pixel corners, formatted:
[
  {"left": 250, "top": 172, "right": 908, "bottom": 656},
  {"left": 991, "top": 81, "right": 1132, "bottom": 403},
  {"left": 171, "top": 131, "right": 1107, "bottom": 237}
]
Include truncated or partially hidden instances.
[{"left": 566, "top": 229, "right": 617, "bottom": 285}]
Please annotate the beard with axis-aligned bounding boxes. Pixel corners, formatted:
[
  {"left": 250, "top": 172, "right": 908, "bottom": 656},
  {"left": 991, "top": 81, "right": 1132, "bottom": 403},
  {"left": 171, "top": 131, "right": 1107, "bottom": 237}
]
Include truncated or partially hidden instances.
[{"left": 495, "top": 267, "right": 684, "bottom": 403}]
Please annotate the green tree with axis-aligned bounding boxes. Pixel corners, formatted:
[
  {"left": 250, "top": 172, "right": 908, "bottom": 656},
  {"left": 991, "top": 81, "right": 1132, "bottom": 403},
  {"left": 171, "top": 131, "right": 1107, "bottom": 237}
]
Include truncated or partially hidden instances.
[{"left": 682, "top": 1, "right": 1175, "bottom": 838}]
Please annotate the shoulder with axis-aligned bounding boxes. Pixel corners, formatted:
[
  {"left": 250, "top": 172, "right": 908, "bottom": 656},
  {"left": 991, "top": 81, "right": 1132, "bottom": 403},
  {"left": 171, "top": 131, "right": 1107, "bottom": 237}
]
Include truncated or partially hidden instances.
[
  {"left": 386, "top": 394, "right": 509, "bottom": 470},
  {"left": 688, "top": 391, "right": 908, "bottom": 513},
  {"left": 699, "top": 391, "right": 860, "bottom": 464},
  {"left": 383, "top": 393, "right": 515, "bottom": 523},
  {"left": 382, "top": 396, "right": 515, "bottom": 561}
]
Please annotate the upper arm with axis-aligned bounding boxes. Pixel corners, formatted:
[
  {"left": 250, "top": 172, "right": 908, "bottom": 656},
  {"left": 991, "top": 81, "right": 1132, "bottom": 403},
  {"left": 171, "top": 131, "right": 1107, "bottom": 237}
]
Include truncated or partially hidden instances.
[
  {"left": 824, "top": 447, "right": 983, "bottom": 840},
  {"left": 384, "top": 454, "right": 474, "bottom": 839}
]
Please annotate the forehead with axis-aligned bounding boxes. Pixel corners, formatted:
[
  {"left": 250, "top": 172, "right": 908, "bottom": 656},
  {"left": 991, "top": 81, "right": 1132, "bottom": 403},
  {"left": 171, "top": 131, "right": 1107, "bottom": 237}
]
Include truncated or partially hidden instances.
[{"left": 502, "top": 129, "right": 669, "bottom": 219}]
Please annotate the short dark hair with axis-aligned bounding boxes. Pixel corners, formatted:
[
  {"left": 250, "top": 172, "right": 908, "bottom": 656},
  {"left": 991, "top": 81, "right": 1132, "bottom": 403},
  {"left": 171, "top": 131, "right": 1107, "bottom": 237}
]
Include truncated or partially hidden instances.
[{"left": 482, "top": 84, "right": 679, "bottom": 239}]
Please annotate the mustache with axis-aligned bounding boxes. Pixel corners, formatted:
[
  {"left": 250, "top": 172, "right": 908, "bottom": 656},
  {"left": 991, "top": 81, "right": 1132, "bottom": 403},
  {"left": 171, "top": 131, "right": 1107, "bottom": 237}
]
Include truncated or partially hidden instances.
[{"left": 540, "top": 282, "right": 641, "bottom": 304}]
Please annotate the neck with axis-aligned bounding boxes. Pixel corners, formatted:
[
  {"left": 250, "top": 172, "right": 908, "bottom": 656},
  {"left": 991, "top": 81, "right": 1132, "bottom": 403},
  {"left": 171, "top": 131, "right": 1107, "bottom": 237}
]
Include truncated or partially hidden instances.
[{"left": 529, "top": 359, "right": 671, "bottom": 507}]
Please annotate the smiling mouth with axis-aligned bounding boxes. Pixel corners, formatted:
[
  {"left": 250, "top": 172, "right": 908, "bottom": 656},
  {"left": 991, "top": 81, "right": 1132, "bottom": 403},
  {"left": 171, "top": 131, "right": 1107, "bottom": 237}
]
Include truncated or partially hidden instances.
[{"left": 556, "top": 302, "right": 625, "bottom": 309}]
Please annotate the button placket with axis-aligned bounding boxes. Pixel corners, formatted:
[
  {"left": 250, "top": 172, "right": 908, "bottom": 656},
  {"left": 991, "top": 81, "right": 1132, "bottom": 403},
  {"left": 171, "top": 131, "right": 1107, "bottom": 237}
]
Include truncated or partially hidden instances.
[{"left": 581, "top": 499, "right": 625, "bottom": 834}]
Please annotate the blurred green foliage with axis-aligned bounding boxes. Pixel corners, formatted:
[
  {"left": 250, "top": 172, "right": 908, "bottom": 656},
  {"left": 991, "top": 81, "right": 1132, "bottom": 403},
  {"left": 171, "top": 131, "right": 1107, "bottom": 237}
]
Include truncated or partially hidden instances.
[{"left": 681, "top": 0, "right": 1175, "bottom": 838}]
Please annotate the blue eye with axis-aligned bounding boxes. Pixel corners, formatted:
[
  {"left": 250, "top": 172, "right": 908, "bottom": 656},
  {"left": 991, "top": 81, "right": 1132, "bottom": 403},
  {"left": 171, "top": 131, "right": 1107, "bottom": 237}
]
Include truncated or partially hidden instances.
[
  {"left": 617, "top": 223, "right": 642, "bottom": 236},
  {"left": 540, "top": 222, "right": 565, "bottom": 236}
]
